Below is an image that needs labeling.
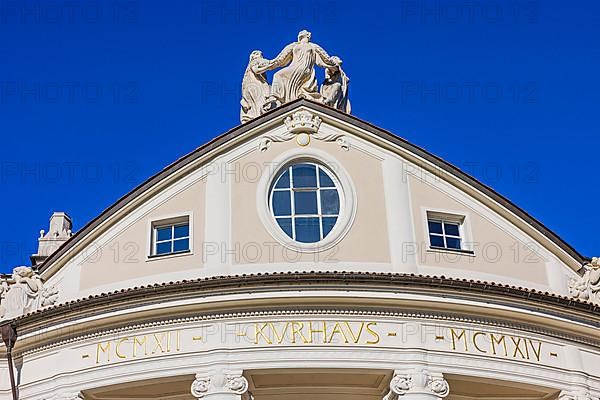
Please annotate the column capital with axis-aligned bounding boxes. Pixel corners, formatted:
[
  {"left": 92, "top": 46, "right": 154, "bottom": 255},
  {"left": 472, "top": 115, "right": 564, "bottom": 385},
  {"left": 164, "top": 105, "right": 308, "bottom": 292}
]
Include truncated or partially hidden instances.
[
  {"left": 384, "top": 370, "right": 449, "bottom": 400},
  {"left": 191, "top": 370, "right": 249, "bottom": 399}
]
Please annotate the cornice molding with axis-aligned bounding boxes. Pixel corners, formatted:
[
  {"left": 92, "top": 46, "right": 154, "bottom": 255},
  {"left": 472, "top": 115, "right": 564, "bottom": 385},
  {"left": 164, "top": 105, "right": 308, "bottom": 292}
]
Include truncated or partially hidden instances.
[
  {"left": 5, "top": 273, "right": 600, "bottom": 351},
  {"left": 6, "top": 272, "right": 599, "bottom": 331},
  {"left": 17, "top": 305, "right": 600, "bottom": 358}
]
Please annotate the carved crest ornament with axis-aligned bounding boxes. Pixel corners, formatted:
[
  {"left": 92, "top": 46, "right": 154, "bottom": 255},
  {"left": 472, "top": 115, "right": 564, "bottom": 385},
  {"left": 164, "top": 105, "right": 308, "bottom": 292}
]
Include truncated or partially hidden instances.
[
  {"left": 240, "top": 30, "right": 351, "bottom": 123},
  {"left": 257, "top": 109, "right": 349, "bottom": 152}
]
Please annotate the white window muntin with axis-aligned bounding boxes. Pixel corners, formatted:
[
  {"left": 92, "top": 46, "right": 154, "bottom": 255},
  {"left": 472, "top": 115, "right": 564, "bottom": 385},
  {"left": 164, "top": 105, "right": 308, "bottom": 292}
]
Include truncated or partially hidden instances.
[
  {"left": 270, "top": 162, "right": 340, "bottom": 242},
  {"left": 148, "top": 214, "right": 192, "bottom": 258},
  {"left": 428, "top": 218, "right": 462, "bottom": 250},
  {"left": 256, "top": 148, "right": 357, "bottom": 253}
]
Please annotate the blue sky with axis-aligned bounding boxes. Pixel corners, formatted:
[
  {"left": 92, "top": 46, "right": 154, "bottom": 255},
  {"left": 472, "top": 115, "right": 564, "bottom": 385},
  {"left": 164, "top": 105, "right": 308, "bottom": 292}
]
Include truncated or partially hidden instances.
[{"left": 0, "top": 0, "right": 598, "bottom": 271}]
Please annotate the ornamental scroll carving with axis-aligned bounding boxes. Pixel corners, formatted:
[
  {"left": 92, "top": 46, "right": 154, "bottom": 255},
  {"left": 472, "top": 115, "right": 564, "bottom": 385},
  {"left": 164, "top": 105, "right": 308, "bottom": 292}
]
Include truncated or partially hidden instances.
[
  {"left": 0, "top": 266, "right": 59, "bottom": 321},
  {"left": 568, "top": 257, "right": 600, "bottom": 305},
  {"left": 191, "top": 371, "right": 249, "bottom": 399},
  {"left": 241, "top": 30, "right": 351, "bottom": 123},
  {"left": 384, "top": 370, "right": 449, "bottom": 400}
]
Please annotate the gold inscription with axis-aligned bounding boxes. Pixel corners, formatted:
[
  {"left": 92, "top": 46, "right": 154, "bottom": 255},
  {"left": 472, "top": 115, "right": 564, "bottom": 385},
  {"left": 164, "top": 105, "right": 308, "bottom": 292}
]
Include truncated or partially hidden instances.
[
  {"left": 449, "top": 328, "right": 544, "bottom": 362},
  {"left": 252, "top": 321, "right": 380, "bottom": 345},
  {"left": 86, "top": 322, "right": 551, "bottom": 366},
  {"left": 95, "top": 330, "right": 181, "bottom": 364}
]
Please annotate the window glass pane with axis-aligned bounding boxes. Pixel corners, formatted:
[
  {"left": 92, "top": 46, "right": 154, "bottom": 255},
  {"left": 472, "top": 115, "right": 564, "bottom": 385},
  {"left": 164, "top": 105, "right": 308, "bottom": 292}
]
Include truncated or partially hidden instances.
[
  {"left": 270, "top": 163, "right": 342, "bottom": 244},
  {"left": 318, "top": 168, "right": 335, "bottom": 188},
  {"left": 156, "top": 227, "right": 172, "bottom": 241},
  {"left": 430, "top": 234, "right": 444, "bottom": 248},
  {"left": 173, "top": 238, "right": 189, "bottom": 252},
  {"left": 292, "top": 164, "right": 317, "bottom": 188},
  {"left": 156, "top": 241, "right": 172, "bottom": 255},
  {"left": 444, "top": 222, "right": 460, "bottom": 236},
  {"left": 446, "top": 237, "right": 461, "bottom": 250},
  {"left": 294, "top": 191, "right": 318, "bottom": 215},
  {"left": 295, "top": 217, "right": 321, "bottom": 243},
  {"left": 322, "top": 217, "right": 337, "bottom": 237},
  {"left": 274, "top": 169, "right": 290, "bottom": 189},
  {"left": 320, "top": 189, "right": 340, "bottom": 215},
  {"left": 428, "top": 220, "right": 443, "bottom": 234},
  {"left": 276, "top": 218, "right": 293, "bottom": 238},
  {"left": 272, "top": 191, "right": 292, "bottom": 216},
  {"left": 174, "top": 224, "right": 189, "bottom": 238}
]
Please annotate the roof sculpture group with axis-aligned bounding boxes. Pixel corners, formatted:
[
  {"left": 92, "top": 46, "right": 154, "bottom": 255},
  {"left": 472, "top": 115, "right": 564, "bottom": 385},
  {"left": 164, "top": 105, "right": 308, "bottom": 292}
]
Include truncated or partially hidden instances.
[{"left": 240, "top": 30, "right": 351, "bottom": 123}]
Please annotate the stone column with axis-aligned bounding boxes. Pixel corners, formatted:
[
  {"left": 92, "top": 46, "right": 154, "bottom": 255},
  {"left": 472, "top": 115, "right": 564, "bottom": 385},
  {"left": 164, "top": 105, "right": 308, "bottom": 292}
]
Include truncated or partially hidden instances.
[
  {"left": 384, "top": 370, "right": 449, "bottom": 400},
  {"left": 191, "top": 370, "right": 249, "bottom": 400}
]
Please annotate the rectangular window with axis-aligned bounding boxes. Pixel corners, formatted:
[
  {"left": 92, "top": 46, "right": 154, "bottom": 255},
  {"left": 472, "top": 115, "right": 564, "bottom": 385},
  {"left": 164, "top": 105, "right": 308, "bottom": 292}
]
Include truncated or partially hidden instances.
[
  {"left": 427, "top": 215, "right": 464, "bottom": 251},
  {"left": 152, "top": 218, "right": 190, "bottom": 256}
]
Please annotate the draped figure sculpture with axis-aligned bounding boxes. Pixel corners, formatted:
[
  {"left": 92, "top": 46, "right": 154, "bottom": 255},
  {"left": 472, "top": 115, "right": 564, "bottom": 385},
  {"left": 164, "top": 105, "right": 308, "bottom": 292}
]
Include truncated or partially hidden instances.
[
  {"left": 240, "top": 30, "right": 351, "bottom": 123},
  {"left": 569, "top": 257, "right": 600, "bottom": 305},
  {"left": 0, "top": 266, "right": 42, "bottom": 319},
  {"left": 240, "top": 50, "right": 271, "bottom": 124},
  {"left": 0, "top": 266, "right": 59, "bottom": 320}
]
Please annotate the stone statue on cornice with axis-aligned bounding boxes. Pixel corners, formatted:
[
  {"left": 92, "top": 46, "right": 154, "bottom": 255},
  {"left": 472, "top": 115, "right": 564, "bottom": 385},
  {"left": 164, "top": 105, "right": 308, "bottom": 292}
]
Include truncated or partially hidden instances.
[
  {"left": 240, "top": 30, "right": 351, "bottom": 123},
  {"left": 0, "top": 266, "right": 59, "bottom": 320},
  {"left": 240, "top": 50, "right": 271, "bottom": 124},
  {"left": 568, "top": 257, "right": 600, "bottom": 305}
]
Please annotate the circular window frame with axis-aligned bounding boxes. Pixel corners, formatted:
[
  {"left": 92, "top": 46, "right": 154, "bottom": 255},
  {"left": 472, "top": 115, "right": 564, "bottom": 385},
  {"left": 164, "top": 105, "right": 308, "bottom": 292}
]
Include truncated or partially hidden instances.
[{"left": 256, "top": 147, "right": 357, "bottom": 253}]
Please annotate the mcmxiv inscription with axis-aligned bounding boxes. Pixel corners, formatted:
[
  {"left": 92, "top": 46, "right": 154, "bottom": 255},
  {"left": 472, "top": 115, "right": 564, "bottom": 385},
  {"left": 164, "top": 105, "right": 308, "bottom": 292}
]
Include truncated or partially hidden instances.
[{"left": 448, "top": 328, "right": 544, "bottom": 362}]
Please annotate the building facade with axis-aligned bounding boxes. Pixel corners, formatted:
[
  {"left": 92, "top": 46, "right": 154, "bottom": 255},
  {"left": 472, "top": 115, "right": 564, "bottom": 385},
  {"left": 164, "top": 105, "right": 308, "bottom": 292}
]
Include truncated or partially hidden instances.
[{"left": 1, "top": 33, "right": 599, "bottom": 400}]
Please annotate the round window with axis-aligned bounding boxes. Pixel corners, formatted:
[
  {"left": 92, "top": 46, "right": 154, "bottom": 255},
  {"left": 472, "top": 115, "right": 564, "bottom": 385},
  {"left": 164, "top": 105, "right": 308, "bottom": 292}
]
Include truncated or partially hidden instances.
[{"left": 270, "top": 162, "right": 341, "bottom": 243}]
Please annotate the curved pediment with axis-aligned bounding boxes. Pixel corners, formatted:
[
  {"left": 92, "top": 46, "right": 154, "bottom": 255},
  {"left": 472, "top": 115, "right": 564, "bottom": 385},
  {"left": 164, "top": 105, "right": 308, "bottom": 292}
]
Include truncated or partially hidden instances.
[{"left": 16, "top": 99, "right": 588, "bottom": 312}]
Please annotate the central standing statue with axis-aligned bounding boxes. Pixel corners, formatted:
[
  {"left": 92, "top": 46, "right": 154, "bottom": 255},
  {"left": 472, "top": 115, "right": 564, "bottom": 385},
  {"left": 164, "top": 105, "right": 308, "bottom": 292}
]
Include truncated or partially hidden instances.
[{"left": 240, "top": 30, "right": 351, "bottom": 123}]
